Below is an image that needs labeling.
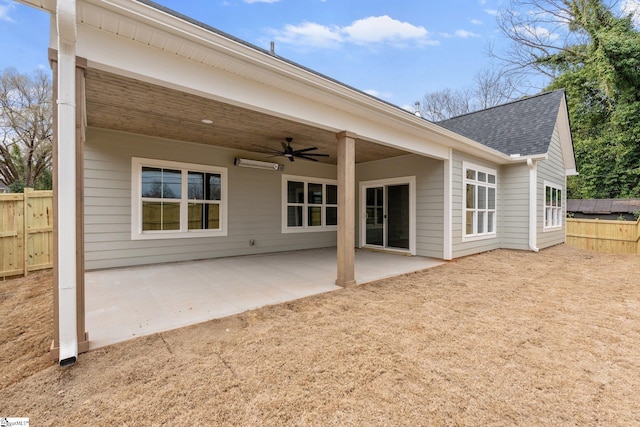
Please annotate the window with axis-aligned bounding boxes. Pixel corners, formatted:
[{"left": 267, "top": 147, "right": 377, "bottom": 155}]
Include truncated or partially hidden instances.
[
  {"left": 544, "top": 181, "right": 563, "bottom": 229},
  {"left": 132, "top": 158, "right": 227, "bottom": 239},
  {"left": 282, "top": 175, "right": 337, "bottom": 232},
  {"left": 463, "top": 163, "right": 497, "bottom": 240}
]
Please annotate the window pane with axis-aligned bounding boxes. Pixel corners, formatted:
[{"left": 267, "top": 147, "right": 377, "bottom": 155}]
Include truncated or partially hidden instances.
[
  {"left": 188, "top": 203, "right": 220, "bottom": 230},
  {"left": 207, "top": 174, "right": 221, "bottom": 201},
  {"left": 478, "top": 186, "right": 487, "bottom": 209},
  {"left": 478, "top": 172, "right": 487, "bottom": 182},
  {"left": 488, "top": 211, "right": 494, "bottom": 233},
  {"left": 287, "top": 206, "right": 303, "bottom": 227},
  {"left": 326, "top": 206, "right": 337, "bottom": 226},
  {"left": 142, "top": 167, "right": 163, "bottom": 198},
  {"left": 488, "top": 187, "right": 496, "bottom": 210},
  {"left": 326, "top": 185, "right": 338, "bottom": 205},
  {"left": 488, "top": 174, "right": 496, "bottom": 184},
  {"left": 478, "top": 211, "right": 485, "bottom": 233},
  {"left": 466, "top": 169, "right": 476, "bottom": 180},
  {"left": 287, "top": 181, "right": 304, "bottom": 204},
  {"left": 162, "top": 169, "right": 182, "bottom": 199},
  {"left": 142, "top": 201, "right": 179, "bottom": 231},
  {"left": 308, "top": 206, "right": 322, "bottom": 226},
  {"left": 546, "top": 186, "right": 552, "bottom": 205},
  {"left": 466, "top": 184, "right": 476, "bottom": 209},
  {"left": 466, "top": 211, "right": 474, "bottom": 235},
  {"left": 188, "top": 172, "right": 204, "bottom": 200},
  {"left": 308, "top": 183, "right": 323, "bottom": 204},
  {"left": 558, "top": 189, "right": 562, "bottom": 207},
  {"left": 546, "top": 207, "right": 551, "bottom": 226},
  {"left": 142, "top": 201, "right": 162, "bottom": 230},
  {"left": 188, "top": 203, "right": 203, "bottom": 229}
]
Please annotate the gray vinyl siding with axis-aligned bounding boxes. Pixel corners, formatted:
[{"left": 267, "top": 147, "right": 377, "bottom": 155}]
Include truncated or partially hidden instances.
[
  {"left": 451, "top": 151, "right": 501, "bottom": 258},
  {"left": 500, "top": 163, "right": 530, "bottom": 250},
  {"left": 356, "top": 155, "right": 444, "bottom": 258},
  {"left": 84, "top": 127, "right": 337, "bottom": 270},
  {"left": 537, "top": 125, "right": 566, "bottom": 248}
]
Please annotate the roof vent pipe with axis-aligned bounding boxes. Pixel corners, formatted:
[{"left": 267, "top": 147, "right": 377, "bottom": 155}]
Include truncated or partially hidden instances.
[
  {"left": 56, "top": 0, "right": 79, "bottom": 368},
  {"left": 270, "top": 41, "right": 276, "bottom": 56},
  {"left": 414, "top": 101, "right": 421, "bottom": 117}
]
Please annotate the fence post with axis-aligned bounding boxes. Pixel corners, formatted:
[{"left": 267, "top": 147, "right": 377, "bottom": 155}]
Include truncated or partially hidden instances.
[{"left": 23, "top": 188, "right": 33, "bottom": 276}]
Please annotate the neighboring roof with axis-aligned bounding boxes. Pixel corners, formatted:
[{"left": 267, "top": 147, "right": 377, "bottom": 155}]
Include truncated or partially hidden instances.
[
  {"left": 437, "top": 90, "right": 566, "bottom": 157},
  {"left": 567, "top": 199, "right": 640, "bottom": 214}
]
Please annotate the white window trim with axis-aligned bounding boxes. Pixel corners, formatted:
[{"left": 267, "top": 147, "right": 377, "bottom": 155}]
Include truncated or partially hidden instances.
[
  {"left": 281, "top": 174, "right": 338, "bottom": 233},
  {"left": 462, "top": 162, "right": 497, "bottom": 242},
  {"left": 131, "top": 157, "right": 228, "bottom": 240},
  {"left": 543, "top": 180, "right": 563, "bottom": 231}
]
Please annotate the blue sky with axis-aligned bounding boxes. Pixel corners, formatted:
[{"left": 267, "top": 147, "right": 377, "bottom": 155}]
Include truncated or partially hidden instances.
[{"left": 1, "top": 0, "right": 637, "bottom": 110}]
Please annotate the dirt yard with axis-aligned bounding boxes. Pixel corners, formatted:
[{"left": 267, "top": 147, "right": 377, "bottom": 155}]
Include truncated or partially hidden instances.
[{"left": 1, "top": 245, "right": 639, "bottom": 426}]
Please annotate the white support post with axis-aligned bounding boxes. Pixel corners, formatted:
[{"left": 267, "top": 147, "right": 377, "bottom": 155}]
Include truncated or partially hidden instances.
[{"left": 56, "top": 0, "right": 78, "bottom": 367}]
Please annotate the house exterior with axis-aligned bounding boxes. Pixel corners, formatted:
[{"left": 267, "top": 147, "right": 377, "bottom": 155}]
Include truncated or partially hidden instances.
[{"left": 17, "top": 0, "right": 576, "bottom": 365}]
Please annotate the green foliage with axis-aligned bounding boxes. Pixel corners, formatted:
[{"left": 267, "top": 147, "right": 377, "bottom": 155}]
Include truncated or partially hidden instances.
[{"left": 544, "top": 2, "right": 640, "bottom": 198}]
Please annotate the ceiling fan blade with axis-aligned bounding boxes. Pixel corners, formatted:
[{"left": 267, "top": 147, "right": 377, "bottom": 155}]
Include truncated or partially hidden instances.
[
  {"left": 293, "top": 146, "right": 319, "bottom": 154},
  {"left": 296, "top": 155, "right": 319, "bottom": 162}
]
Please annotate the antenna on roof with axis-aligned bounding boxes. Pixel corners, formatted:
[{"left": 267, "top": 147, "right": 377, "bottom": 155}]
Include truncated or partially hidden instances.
[
  {"left": 414, "top": 101, "right": 421, "bottom": 117},
  {"left": 270, "top": 41, "right": 276, "bottom": 56}
]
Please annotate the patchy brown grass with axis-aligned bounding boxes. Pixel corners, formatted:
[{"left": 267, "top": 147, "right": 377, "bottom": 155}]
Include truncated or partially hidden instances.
[{"left": 1, "top": 245, "right": 639, "bottom": 426}]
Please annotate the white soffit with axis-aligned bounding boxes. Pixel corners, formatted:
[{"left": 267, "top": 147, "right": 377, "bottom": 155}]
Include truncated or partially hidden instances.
[{"left": 71, "top": 0, "right": 513, "bottom": 163}]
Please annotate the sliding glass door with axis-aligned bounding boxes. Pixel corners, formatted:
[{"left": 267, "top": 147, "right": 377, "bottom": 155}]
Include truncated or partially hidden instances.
[{"left": 363, "top": 180, "right": 412, "bottom": 251}]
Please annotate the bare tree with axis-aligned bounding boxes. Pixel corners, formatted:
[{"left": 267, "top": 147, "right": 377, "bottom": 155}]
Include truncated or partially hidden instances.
[
  {"left": 492, "top": 0, "right": 625, "bottom": 83},
  {"left": 0, "top": 68, "right": 53, "bottom": 190},
  {"left": 420, "top": 66, "right": 520, "bottom": 121}
]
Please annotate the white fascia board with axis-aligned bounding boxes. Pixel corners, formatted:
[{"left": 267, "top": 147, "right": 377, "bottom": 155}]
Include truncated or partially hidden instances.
[
  {"left": 15, "top": 0, "right": 56, "bottom": 12},
  {"left": 74, "top": 0, "right": 514, "bottom": 163},
  {"left": 556, "top": 97, "right": 578, "bottom": 174}
]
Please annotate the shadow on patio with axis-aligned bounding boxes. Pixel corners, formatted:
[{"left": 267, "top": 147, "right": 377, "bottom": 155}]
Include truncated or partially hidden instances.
[{"left": 85, "top": 248, "right": 445, "bottom": 349}]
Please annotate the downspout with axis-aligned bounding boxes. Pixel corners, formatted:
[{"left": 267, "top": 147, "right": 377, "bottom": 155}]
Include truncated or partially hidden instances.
[
  {"left": 56, "top": 0, "right": 78, "bottom": 367},
  {"left": 527, "top": 158, "right": 540, "bottom": 252}
]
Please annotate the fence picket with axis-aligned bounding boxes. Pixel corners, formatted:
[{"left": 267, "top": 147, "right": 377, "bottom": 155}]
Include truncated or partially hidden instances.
[
  {"left": 566, "top": 217, "right": 640, "bottom": 255},
  {"left": 0, "top": 189, "right": 53, "bottom": 278}
]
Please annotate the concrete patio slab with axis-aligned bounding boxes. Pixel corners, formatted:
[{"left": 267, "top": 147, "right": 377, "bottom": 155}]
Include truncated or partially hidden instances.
[{"left": 85, "top": 248, "right": 445, "bottom": 349}]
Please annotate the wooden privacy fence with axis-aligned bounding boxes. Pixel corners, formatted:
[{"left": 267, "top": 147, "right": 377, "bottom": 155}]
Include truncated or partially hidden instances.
[
  {"left": 0, "top": 189, "right": 54, "bottom": 278},
  {"left": 566, "top": 217, "right": 640, "bottom": 255}
]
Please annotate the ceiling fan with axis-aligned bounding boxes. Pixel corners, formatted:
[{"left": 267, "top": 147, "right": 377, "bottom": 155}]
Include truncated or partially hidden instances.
[{"left": 256, "top": 137, "right": 330, "bottom": 162}]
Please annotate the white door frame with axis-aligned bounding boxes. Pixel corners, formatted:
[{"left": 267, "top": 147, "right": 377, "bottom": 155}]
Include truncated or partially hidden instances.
[{"left": 359, "top": 176, "right": 416, "bottom": 255}]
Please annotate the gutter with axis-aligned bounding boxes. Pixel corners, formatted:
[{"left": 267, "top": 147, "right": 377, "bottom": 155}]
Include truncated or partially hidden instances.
[
  {"left": 527, "top": 158, "right": 540, "bottom": 252},
  {"left": 56, "top": 0, "right": 78, "bottom": 367}
]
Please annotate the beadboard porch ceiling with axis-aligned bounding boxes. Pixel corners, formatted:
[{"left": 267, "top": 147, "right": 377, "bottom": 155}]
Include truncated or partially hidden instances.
[{"left": 84, "top": 68, "right": 409, "bottom": 165}]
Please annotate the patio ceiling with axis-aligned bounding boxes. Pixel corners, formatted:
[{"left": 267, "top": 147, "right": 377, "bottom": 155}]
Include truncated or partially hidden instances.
[{"left": 84, "top": 68, "right": 409, "bottom": 165}]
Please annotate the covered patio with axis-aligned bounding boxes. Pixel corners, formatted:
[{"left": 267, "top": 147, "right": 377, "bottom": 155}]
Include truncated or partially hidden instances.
[{"left": 85, "top": 248, "right": 444, "bottom": 349}]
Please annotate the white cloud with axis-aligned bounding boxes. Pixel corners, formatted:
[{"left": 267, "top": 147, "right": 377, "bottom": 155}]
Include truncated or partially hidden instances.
[
  {"left": 364, "top": 89, "right": 393, "bottom": 99},
  {"left": 0, "top": 1, "right": 16, "bottom": 22},
  {"left": 621, "top": 0, "right": 640, "bottom": 27},
  {"left": 484, "top": 9, "right": 498, "bottom": 16},
  {"left": 516, "top": 24, "right": 559, "bottom": 42},
  {"left": 272, "top": 15, "right": 437, "bottom": 49},
  {"left": 478, "top": 0, "right": 487, "bottom": 4},
  {"left": 470, "top": 19, "right": 483, "bottom": 25},
  {"left": 343, "top": 15, "right": 429, "bottom": 44},
  {"left": 440, "top": 29, "right": 480, "bottom": 39},
  {"left": 244, "top": 0, "right": 280, "bottom": 3},
  {"left": 455, "top": 29, "right": 480, "bottom": 38},
  {"left": 275, "top": 22, "right": 343, "bottom": 48}
]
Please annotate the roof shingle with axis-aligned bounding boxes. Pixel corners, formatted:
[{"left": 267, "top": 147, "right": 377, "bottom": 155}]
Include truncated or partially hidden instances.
[{"left": 437, "top": 90, "right": 566, "bottom": 156}]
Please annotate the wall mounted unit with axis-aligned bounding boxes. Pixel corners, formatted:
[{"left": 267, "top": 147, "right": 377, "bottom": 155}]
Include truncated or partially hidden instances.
[{"left": 234, "top": 157, "right": 284, "bottom": 171}]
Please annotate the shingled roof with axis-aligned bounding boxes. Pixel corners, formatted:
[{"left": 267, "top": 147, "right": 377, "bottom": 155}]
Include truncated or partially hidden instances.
[{"left": 437, "top": 90, "right": 566, "bottom": 157}]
